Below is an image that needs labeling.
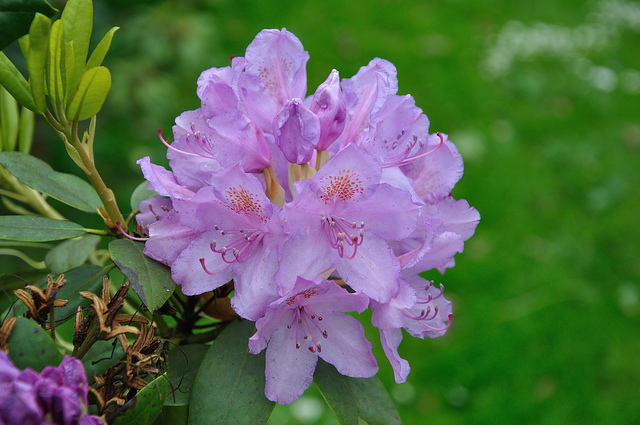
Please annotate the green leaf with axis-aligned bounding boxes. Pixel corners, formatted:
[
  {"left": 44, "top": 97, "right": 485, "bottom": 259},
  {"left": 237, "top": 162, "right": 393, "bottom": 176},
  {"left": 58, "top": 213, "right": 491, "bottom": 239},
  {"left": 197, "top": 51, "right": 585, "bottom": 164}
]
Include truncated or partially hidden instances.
[
  {"left": 86, "top": 26, "right": 118, "bottom": 70},
  {"left": 165, "top": 344, "right": 208, "bottom": 406},
  {"left": 46, "top": 19, "right": 64, "bottom": 104},
  {"left": 0, "top": 11, "right": 32, "bottom": 51},
  {"left": 25, "top": 12, "right": 49, "bottom": 113},
  {"left": 111, "top": 374, "right": 169, "bottom": 425},
  {"left": 0, "top": 51, "right": 37, "bottom": 111},
  {"left": 314, "top": 361, "right": 402, "bottom": 425},
  {"left": 1, "top": 84, "right": 19, "bottom": 150},
  {"left": 17, "top": 102, "right": 34, "bottom": 152},
  {"left": 109, "top": 239, "right": 175, "bottom": 312},
  {"left": 0, "top": 151, "right": 102, "bottom": 212},
  {"left": 44, "top": 234, "right": 100, "bottom": 274},
  {"left": 313, "top": 360, "right": 359, "bottom": 425},
  {"left": 0, "top": 215, "right": 86, "bottom": 241},
  {"left": 64, "top": 39, "right": 74, "bottom": 98},
  {"left": 7, "top": 316, "right": 63, "bottom": 372},
  {"left": 190, "top": 319, "right": 275, "bottom": 425},
  {"left": 82, "top": 339, "right": 125, "bottom": 380},
  {"left": 350, "top": 375, "right": 402, "bottom": 425},
  {"left": 0, "top": 0, "right": 56, "bottom": 50},
  {"left": 65, "top": 65, "right": 110, "bottom": 121},
  {"left": 60, "top": 0, "right": 91, "bottom": 90},
  {"left": 0, "top": 0, "right": 58, "bottom": 15},
  {"left": 14, "top": 264, "right": 107, "bottom": 324},
  {"left": 129, "top": 180, "right": 156, "bottom": 212}
]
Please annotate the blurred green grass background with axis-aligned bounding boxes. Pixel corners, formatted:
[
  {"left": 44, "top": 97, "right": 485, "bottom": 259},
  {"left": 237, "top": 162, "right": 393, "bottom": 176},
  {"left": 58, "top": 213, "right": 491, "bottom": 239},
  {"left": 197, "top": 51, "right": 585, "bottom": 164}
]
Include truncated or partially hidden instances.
[{"left": 4, "top": 0, "right": 640, "bottom": 423}]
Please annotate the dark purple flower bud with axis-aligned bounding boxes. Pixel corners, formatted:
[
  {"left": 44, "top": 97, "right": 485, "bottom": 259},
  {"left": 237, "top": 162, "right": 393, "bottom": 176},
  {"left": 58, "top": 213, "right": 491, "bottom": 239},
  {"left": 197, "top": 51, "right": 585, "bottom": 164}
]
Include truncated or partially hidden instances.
[
  {"left": 0, "top": 353, "right": 103, "bottom": 425},
  {"left": 273, "top": 98, "right": 320, "bottom": 164},
  {"left": 309, "top": 70, "right": 346, "bottom": 150}
]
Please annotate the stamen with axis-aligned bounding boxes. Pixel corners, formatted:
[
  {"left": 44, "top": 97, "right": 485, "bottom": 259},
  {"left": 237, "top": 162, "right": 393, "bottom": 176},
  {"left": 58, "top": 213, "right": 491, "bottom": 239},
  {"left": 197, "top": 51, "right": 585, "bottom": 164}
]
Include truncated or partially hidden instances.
[
  {"left": 157, "top": 128, "right": 215, "bottom": 159},
  {"left": 383, "top": 132, "right": 445, "bottom": 168},
  {"left": 322, "top": 215, "right": 365, "bottom": 258},
  {"left": 416, "top": 282, "right": 445, "bottom": 304},
  {"left": 199, "top": 258, "right": 232, "bottom": 275},
  {"left": 209, "top": 228, "right": 264, "bottom": 264},
  {"left": 116, "top": 221, "right": 148, "bottom": 242}
]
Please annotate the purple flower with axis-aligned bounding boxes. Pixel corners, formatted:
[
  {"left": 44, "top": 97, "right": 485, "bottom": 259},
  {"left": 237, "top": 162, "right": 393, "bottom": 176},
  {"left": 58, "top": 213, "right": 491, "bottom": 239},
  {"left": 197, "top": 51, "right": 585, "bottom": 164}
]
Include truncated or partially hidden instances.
[
  {"left": 371, "top": 274, "right": 453, "bottom": 383},
  {"left": 276, "top": 143, "right": 419, "bottom": 303},
  {"left": 248, "top": 277, "right": 377, "bottom": 404},
  {"left": 137, "top": 27, "right": 480, "bottom": 402},
  {"left": 170, "top": 164, "right": 286, "bottom": 319},
  {"left": 0, "top": 353, "right": 104, "bottom": 425}
]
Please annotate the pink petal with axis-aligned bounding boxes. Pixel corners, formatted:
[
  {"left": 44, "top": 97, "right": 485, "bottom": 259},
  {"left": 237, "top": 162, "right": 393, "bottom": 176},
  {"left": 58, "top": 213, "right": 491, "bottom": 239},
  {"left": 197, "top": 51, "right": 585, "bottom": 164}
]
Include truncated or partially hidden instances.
[
  {"left": 171, "top": 230, "right": 232, "bottom": 295},
  {"left": 337, "top": 234, "right": 401, "bottom": 303},
  {"left": 263, "top": 326, "right": 318, "bottom": 405},
  {"left": 315, "top": 310, "right": 378, "bottom": 378},
  {"left": 379, "top": 328, "right": 410, "bottom": 384}
]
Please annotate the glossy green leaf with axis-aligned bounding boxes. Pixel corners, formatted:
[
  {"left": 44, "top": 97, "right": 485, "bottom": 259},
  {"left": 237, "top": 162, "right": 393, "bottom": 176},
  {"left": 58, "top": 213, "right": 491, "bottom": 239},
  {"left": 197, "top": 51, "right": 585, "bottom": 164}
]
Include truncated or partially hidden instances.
[
  {"left": 25, "top": 12, "right": 49, "bottom": 112},
  {"left": 0, "top": 0, "right": 56, "bottom": 50},
  {"left": 0, "top": 12, "right": 30, "bottom": 51},
  {"left": 86, "top": 26, "right": 118, "bottom": 69},
  {"left": 1, "top": 84, "right": 19, "bottom": 150},
  {"left": 82, "top": 339, "right": 125, "bottom": 380},
  {"left": 314, "top": 360, "right": 358, "bottom": 425},
  {"left": 165, "top": 344, "right": 208, "bottom": 406},
  {"left": 129, "top": 180, "right": 156, "bottom": 212},
  {"left": 350, "top": 375, "right": 402, "bottom": 425},
  {"left": 14, "top": 264, "right": 107, "bottom": 324},
  {"left": 0, "top": 151, "right": 102, "bottom": 212},
  {"left": 111, "top": 374, "right": 169, "bottom": 425},
  {"left": 7, "top": 316, "right": 63, "bottom": 372},
  {"left": 65, "top": 65, "right": 111, "bottom": 121},
  {"left": 46, "top": 19, "right": 64, "bottom": 103},
  {"left": 109, "top": 239, "right": 175, "bottom": 312},
  {"left": 17, "top": 103, "right": 34, "bottom": 152},
  {"left": 44, "top": 234, "right": 100, "bottom": 274},
  {"left": 0, "top": 51, "right": 37, "bottom": 111},
  {"left": 190, "top": 319, "right": 275, "bottom": 425},
  {"left": 0, "top": 215, "right": 85, "bottom": 241},
  {"left": 61, "top": 0, "right": 91, "bottom": 90}
]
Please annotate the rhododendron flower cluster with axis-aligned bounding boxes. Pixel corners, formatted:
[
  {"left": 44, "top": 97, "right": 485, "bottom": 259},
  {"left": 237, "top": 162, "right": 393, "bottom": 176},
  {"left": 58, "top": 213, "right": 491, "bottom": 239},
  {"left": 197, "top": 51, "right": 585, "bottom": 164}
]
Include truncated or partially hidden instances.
[
  {"left": 137, "top": 28, "right": 479, "bottom": 404},
  {"left": 0, "top": 353, "right": 103, "bottom": 425}
]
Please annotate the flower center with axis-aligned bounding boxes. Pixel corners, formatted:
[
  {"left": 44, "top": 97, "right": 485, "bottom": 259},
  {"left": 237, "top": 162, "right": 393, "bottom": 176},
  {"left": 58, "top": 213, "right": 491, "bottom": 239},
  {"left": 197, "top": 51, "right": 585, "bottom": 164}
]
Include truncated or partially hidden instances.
[
  {"left": 225, "top": 185, "right": 267, "bottom": 222},
  {"left": 319, "top": 169, "right": 364, "bottom": 203}
]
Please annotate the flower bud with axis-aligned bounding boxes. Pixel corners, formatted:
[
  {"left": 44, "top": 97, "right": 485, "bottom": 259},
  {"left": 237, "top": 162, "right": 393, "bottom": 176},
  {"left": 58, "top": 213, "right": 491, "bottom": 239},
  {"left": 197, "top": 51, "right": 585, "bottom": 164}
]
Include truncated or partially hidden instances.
[
  {"left": 273, "top": 98, "right": 320, "bottom": 164},
  {"left": 309, "top": 70, "right": 346, "bottom": 150}
]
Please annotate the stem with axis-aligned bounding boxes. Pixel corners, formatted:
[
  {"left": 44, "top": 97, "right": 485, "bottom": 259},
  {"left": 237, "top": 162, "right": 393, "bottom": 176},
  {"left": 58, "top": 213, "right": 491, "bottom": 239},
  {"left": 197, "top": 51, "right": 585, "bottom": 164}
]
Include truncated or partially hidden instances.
[
  {"left": 49, "top": 302, "right": 56, "bottom": 340},
  {"left": 0, "top": 249, "right": 46, "bottom": 269},
  {"left": 73, "top": 325, "right": 99, "bottom": 359},
  {"left": 67, "top": 121, "right": 126, "bottom": 230},
  {"left": 44, "top": 109, "right": 126, "bottom": 230}
]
